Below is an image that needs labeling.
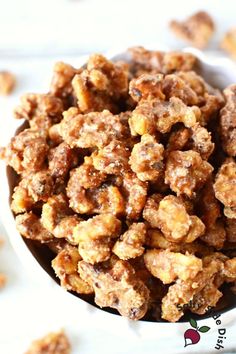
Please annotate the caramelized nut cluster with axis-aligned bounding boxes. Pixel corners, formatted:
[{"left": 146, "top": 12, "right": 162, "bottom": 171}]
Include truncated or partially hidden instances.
[{"left": 2, "top": 47, "right": 236, "bottom": 322}]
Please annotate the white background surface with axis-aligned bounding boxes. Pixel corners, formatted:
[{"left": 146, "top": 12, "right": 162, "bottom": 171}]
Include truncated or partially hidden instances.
[{"left": 0, "top": 0, "right": 236, "bottom": 353}]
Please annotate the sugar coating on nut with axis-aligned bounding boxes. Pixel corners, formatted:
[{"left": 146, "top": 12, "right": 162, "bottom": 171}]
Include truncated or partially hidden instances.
[
  {"left": 165, "top": 150, "right": 213, "bottom": 197},
  {"left": 144, "top": 249, "right": 202, "bottom": 284},
  {"left": 78, "top": 257, "right": 150, "bottom": 320},
  {"left": 170, "top": 11, "right": 215, "bottom": 49},
  {"left": 24, "top": 330, "right": 71, "bottom": 354}
]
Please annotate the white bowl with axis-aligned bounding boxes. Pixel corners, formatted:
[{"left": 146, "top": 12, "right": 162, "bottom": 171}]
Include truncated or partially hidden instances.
[{"left": 1, "top": 47, "right": 236, "bottom": 340}]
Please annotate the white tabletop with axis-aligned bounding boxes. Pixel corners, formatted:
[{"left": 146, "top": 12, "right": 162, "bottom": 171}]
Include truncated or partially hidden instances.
[{"left": 0, "top": 1, "right": 236, "bottom": 353}]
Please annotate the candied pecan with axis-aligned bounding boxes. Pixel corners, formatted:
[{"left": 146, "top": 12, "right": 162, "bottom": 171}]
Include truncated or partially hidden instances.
[
  {"left": 52, "top": 244, "right": 92, "bottom": 294},
  {"left": 27, "top": 171, "right": 54, "bottom": 202},
  {"left": 2, "top": 129, "right": 48, "bottom": 174},
  {"left": 223, "top": 258, "right": 236, "bottom": 282},
  {"left": 92, "top": 185, "right": 125, "bottom": 216},
  {"left": 11, "top": 181, "right": 34, "bottom": 214},
  {"left": 214, "top": 159, "right": 236, "bottom": 218},
  {"left": 129, "top": 134, "right": 164, "bottom": 182},
  {"left": 41, "top": 194, "right": 81, "bottom": 244},
  {"left": 221, "top": 28, "right": 236, "bottom": 60},
  {"left": 72, "top": 214, "right": 121, "bottom": 243},
  {"left": 25, "top": 330, "right": 71, "bottom": 354},
  {"left": 72, "top": 54, "right": 128, "bottom": 113},
  {"left": 66, "top": 158, "right": 107, "bottom": 214},
  {"left": 120, "top": 171, "right": 148, "bottom": 220},
  {"left": 78, "top": 257, "right": 150, "bottom": 320},
  {"left": 59, "top": 109, "right": 129, "bottom": 149},
  {"left": 92, "top": 140, "right": 130, "bottom": 175},
  {"left": 79, "top": 238, "right": 113, "bottom": 264},
  {"left": 161, "top": 257, "right": 222, "bottom": 322},
  {"left": 16, "top": 212, "right": 53, "bottom": 242},
  {"left": 129, "top": 97, "right": 198, "bottom": 136},
  {"left": 170, "top": 11, "right": 215, "bottom": 48},
  {"left": 162, "top": 74, "right": 199, "bottom": 105},
  {"left": 142, "top": 194, "right": 163, "bottom": 228},
  {"left": 129, "top": 47, "right": 196, "bottom": 74},
  {"left": 129, "top": 74, "right": 165, "bottom": 102},
  {"left": 146, "top": 229, "right": 212, "bottom": 256},
  {"left": 0, "top": 71, "right": 15, "bottom": 95},
  {"left": 48, "top": 123, "right": 63, "bottom": 145},
  {"left": 189, "top": 124, "right": 215, "bottom": 160},
  {"left": 14, "top": 94, "right": 63, "bottom": 124},
  {"left": 167, "top": 127, "right": 191, "bottom": 153},
  {"left": 220, "top": 85, "right": 236, "bottom": 157},
  {"left": 113, "top": 223, "right": 147, "bottom": 260},
  {"left": 154, "top": 195, "right": 205, "bottom": 243},
  {"left": 167, "top": 124, "right": 214, "bottom": 160},
  {"left": 48, "top": 142, "right": 79, "bottom": 179},
  {"left": 165, "top": 150, "right": 213, "bottom": 197},
  {"left": 50, "top": 61, "right": 79, "bottom": 99},
  {"left": 144, "top": 249, "right": 202, "bottom": 284}
]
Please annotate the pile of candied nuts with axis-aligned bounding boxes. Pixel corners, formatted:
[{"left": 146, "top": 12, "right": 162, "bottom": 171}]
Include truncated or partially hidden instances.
[{"left": 1, "top": 47, "right": 236, "bottom": 322}]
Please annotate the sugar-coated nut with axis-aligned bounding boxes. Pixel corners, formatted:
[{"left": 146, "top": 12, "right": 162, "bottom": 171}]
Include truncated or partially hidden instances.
[
  {"left": 78, "top": 257, "right": 150, "bottom": 320},
  {"left": 144, "top": 249, "right": 202, "bottom": 283},
  {"left": 52, "top": 244, "right": 93, "bottom": 294},
  {"left": 214, "top": 159, "right": 236, "bottom": 217},
  {"left": 129, "top": 134, "right": 164, "bottom": 182},
  {"left": 129, "top": 97, "right": 197, "bottom": 136},
  {"left": 24, "top": 330, "right": 71, "bottom": 354},
  {"left": 113, "top": 223, "right": 147, "bottom": 260},
  {"left": 165, "top": 150, "right": 213, "bottom": 197},
  {"left": 220, "top": 85, "right": 236, "bottom": 157},
  {"left": 169, "top": 11, "right": 215, "bottom": 49},
  {"left": 16, "top": 212, "right": 53, "bottom": 242},
  {"left": 72, "top": 214, "right": 121, "bottom": 243}
]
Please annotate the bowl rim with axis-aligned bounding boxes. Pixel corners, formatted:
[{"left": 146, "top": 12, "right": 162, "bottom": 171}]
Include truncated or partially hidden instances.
[{"left": 1, "top": 46, "right": 236, "bottom": 333}]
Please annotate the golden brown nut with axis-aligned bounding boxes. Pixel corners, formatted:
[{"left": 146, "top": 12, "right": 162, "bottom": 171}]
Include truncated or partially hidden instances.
[
  {"left": 72, "top": 54, "right": 128, "bottom": 113},
  {"left": 129, "top": 74, "right": 165, "bottom": 102},
  {"left": 41, "top": 194, "right": 81, "bottom": 244},
  {"left": 121, "top": 171, "right": 148, "bottom": 220},
  {"left": 59, "top": 109, "right": 129, "bottom": 149},
  {"left": 14, "top": 94, "right": 63, "bottom": 125},
  {"left": 129, "top": 47, "right": 197, "bottom": 75},
  {"left": 0, "top": 71, "right": 15, "bottom": 95},
  {"left": 167, "top": 127, "right": 190, "bottom": 153},
  {"left": 92, "top": 185, "right": 125, "bottom": 216},
  {"left": 2, "top": 129, "right": 48, "bottom": 174},
  {"left": 142, "top": 194, "right": 163, "bottom": 228},
  {"left": 48, "top": 143, "right": 79, "bottom": 179},
  {"left": 220, "top": 85, "right": 236, "bottom": 157},
  {"left": 144, "top": 249, "right": 202, "bottom": 284},
  {"left": 154, "top": 195, "right": 205, "bottom": 243},
  {"left": 50, "top": 61, "right": 79, "bottom": 100},
  {"left": 78, "top": 257, "right": 150, "bottom": 320},
  {"left": 25, "top": 330, "right": 71, "bottom": 354},
  {"left": 170, "top": 11, "right": 215, "bottom": 49},
  {"left": 79, "top": 238, "right": 113, "bottom": 264},
  {"left": 165, "top": 150, "right": 213, "bottom": 197},
  {"left": 129, "top": 97, "right": 198, "bottom": 136},
  {"left": 221, "top": 28, "right": 236, "bottom": 60},
  {"left": 11, "top": 181, "right": 34, "bottom": 214},
  {"left": 16, "top": 212, "right": 53, "bottom": 242},
  {"left": 92, "top": 140, "right": 130, "bottom": 175},
  {"left": 197, "top": 180, "right": 221, "bottom": 228},
  {"left": 161, "top": 257, "right": 222, "bottom": 322},
  {"left": 52, "top": 244, "right": 93, "bottom": 294},
  {"left": 73, "top": 214, "right": 121, "bottom": 243},
  {"left": 66, "top": 157, "right": 107, "bottom": 214},
  {"left": 113, "top": 223, "right": 147, "bottom": 260},
  {"left": 214, "top": 159, "right": 236, "bottom": 218},
  {"left": 129, "top": 134, "right": 164, "bottom": 182}
]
